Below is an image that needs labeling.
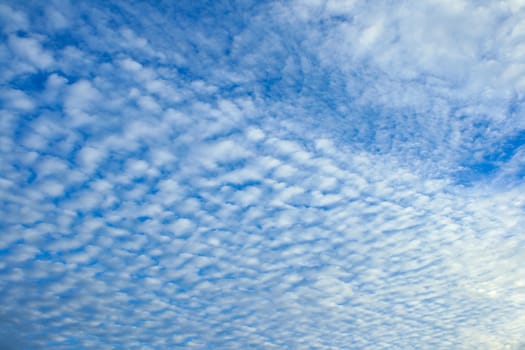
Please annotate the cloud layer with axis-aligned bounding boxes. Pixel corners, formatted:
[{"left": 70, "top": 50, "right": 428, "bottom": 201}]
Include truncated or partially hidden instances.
[{"left": 1, "top": 1, "right": 524, "bottom": 349}]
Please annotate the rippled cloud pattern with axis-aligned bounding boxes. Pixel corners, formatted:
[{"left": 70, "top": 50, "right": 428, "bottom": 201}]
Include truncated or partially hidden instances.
[{"left": 1, "top": 1, "right": 525, "bottom": 349}]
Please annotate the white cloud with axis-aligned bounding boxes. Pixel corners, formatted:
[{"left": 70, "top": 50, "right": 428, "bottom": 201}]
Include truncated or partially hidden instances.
[
  {"left": 36, "top": 156, "right": 69, "bottom": 177},
  {"left": 0, "top": 4, "right": 29, "bottom": 33},
  {"left": 45, "top": 6, "right": 69, "bottom": 30},
  {"left": 1, "top": 88, "right": 35, "bottom": 111},
  {"left": 8, "top": 35, "right": 54, "bottom": 70},
  {"left": 137, "top": 95, "right": 161, "bottom": 113},
  {"left": 196, "top": 139, "right": 251, "bottom": 169},
  {"left": 269, "top": 0, "right": 525, "bottom": 175},
  {"left": 64, "top": 80, "right": 101, "bottom": 119},
  {"left": 76, "top": 146, "right": 105, "bottom": 173},
  {"left": 120, "top": 57, "right": 143, "bottom": 72},
  {"left": 245, "top": 127, "right": 265, "bottom": 142},
  {"left": 1, "top": 2, "right": 524, "bottom": 350}
]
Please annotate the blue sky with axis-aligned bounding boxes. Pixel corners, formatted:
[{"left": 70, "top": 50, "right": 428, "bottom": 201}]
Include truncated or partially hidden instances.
[{"left": 1, "top": 0, "right": 525, "bottom": 349}]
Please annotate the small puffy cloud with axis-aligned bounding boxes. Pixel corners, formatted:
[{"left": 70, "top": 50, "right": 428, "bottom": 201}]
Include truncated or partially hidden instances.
[
  {"left": 137, "top": 95, "right": 161, "bottom": 112},
  {"left": 36, "top": 156, "right": 69, "bottom": 177},
  {"left": 169, "top": 218, "right": 195, "bottom": 237},
  {"left": 64, "top": 80, "right": 101, "bottom": 118},
  {"left": 195, "top": 139, "right": 251, "bottom": 169},
  {"left": 120, "top": 57, "right": 143, "bottom": 72},
  {"left": 40, "top": 180, "right": 65, "bottom": 197},
  {"left": 8, "top": 35, "right": 54, "bottom": 69},
  {"left": 76, "top": 146, "right": 105, "bottom": 173},
  {"left": 246, "top": 127, "right": 265, "bottom": 142},
  {"left": 0, "top": 4, "right": 29, "bottom": 33},
  {"left": 46, "top": 6, "right": 69, "bottom": 30},
  {"left": 1, "top": 89, "right": 35, "bottom": 111},
  {"left": 273, "top": 164, "right": 297, "bottom": 178}
]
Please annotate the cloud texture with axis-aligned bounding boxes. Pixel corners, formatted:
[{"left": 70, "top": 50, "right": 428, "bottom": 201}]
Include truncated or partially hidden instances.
[{"left": 1, "top": 1, "right": 524, "bottom": 349}]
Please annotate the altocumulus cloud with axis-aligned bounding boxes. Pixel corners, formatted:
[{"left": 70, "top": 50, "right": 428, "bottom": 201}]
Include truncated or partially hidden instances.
[{"left": 1, "top": 1, "right": 525, "bottom": 349}]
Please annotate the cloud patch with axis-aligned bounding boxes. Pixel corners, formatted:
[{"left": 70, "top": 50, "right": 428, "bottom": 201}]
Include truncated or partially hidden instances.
[{"left": 0, "top": 1, "right": 524, "bottom": 350}]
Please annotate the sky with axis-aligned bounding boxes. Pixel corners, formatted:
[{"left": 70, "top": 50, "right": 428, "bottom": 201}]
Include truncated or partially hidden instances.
[{"left": 0, "top": 0, "right": 525, "bottom": 349}]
